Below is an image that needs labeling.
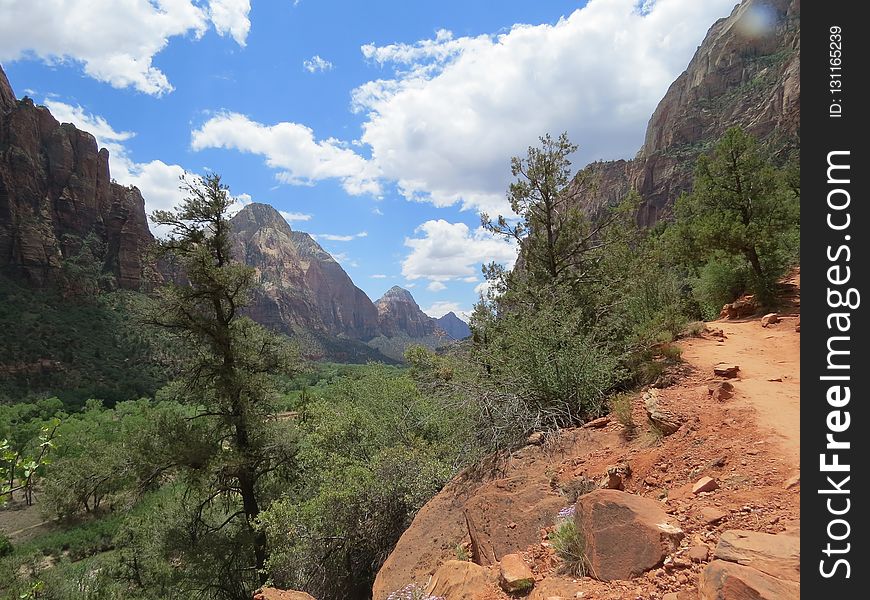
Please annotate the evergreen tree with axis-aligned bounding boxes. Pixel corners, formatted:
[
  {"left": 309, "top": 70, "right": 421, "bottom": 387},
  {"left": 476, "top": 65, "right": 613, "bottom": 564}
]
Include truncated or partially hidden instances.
[{"left": 148, "top": 174, "right": 299, "bottom": 595}]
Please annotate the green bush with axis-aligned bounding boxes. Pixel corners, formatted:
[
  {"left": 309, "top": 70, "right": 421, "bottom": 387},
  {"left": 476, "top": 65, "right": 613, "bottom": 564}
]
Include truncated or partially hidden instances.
[
  {"left": 0, "top": 532, "right": 12, "bottom": 557},
  {"left": 692, "top": 255, "right": 750, "bottom": 320}
]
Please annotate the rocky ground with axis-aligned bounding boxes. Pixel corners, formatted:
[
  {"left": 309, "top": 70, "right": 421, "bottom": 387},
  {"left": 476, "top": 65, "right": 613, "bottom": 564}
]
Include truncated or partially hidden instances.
[{"left": 371, "top": 274, "right": 801, "bottom": 600}]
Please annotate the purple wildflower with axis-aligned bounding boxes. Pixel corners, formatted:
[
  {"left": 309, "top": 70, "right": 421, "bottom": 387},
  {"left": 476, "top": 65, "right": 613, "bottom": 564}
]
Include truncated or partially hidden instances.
[{"left": 557, "top": 505, "right": 576, "bottom": 520}]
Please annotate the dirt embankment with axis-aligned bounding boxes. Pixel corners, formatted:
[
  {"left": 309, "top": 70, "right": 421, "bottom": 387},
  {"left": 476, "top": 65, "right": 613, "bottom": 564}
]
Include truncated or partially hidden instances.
[{"left": 373, "top": 283, "right": 801, "bottom": 600}]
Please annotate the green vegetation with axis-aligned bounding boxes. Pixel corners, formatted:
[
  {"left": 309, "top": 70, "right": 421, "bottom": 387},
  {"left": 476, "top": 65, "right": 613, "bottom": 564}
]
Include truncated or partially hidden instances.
[
  {"left": 551, "top": 518, "right": 589, "bottom": 577},
  {"left": 0, "top": 276, "right": 169, "bottom": 408},
  {"left": 667, "top": 127, "right": 800, "bottom": 314}
]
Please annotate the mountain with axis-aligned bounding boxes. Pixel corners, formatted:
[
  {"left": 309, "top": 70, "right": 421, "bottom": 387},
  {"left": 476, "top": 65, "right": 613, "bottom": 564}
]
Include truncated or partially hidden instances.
[
  {"left": 570, "top": 0, "right": 799, "bottom": 226},
  {"left": 435, "top": 311, "right": 471, "bottom": 340},
  {"left": 375, "top": 285, "right": 437, "bottom": 339},
  {"left": 0, "top": 65, "right": 153, "bottom": 289},
  {"left": 230, "top": 202, "right": 380, "bottom": 340}
]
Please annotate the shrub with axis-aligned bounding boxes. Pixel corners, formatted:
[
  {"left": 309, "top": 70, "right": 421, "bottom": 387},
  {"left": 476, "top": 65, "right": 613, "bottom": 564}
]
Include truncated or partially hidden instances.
[
  {"left": 692, "top": 255, "right": 750, "bottom": 320},
  {"left": 610, "top": 393, "right": 636, "bottom": 439},
  {"left": 550, "top": 518, "right": 588, "bottom": 577},
  {"left": 0, "top": 532, "right": 12, "bottom": 557}
]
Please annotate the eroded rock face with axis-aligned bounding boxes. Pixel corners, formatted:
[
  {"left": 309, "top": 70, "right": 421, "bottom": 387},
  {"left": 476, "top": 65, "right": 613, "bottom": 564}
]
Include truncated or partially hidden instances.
[
  {"left": 574, "top": 489, "right": 684, "bottom": 581},
  {"left": 425, "top": 561, "right": 495, "bottom": 599},
  {"left": 0, "top": 65, "right": 153, "bottom": 289},
  {"left": 376, "top": 286, "right": 437, "bottom": 339},
  {"left": 568, "top": 0, "right": 800, "bottom": 227},
  {"left": 230, "top": 203, "right": 380, "bottom": 339}
]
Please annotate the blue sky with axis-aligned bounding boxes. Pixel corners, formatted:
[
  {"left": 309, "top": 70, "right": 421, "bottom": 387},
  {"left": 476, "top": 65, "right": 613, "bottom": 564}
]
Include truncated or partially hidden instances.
[{"left": 0, "top": 0, "right": 735, "bottom": 317}]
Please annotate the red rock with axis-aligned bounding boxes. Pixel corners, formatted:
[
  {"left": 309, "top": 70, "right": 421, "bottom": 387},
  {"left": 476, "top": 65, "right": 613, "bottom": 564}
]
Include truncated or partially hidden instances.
[
  {"left": 499, "top": 553, "right": 535, "bottom": 593},
  {"left": 0, "top": 66, "right": 154, "bottom": 290},
  {"left": 426, "top": 560, "right": 496, "bottom": 599},
  {"left": 692, "top": 477, "right": 719, "bottom": 494},
  {"left": 713, "top": 364, "right": 740, "bottom": 378},
  {"left": 708, "top": 381, "right": 734, "bottom": 401},
  {"left": 584, "top": 416, "right": 611, "bottom": 429},
  {"left": 713, "top": 530, "right": 799, "bottom": 582},
  {"left": 760, "top": 313, "right": 779, "bottom": 327},
  {"left": 699, "top": 560, "right": 799, "bottom": 599},
  {"left": 575, "top": 489, "right": 684, "bottom": 581},
  {"left": 700, "top": 507, "right": 728, "bottom": 525},
  {"left": 688, "top": 545, "right": 710, "bottom": 562}
]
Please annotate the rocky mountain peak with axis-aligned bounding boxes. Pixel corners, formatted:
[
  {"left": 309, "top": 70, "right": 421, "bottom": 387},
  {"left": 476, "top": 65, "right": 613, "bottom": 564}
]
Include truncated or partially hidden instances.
[
  {"left": 0, "top": 65, "right": 15, "bottom": 112},
  {"left": 230, "top": 202, "right": 292, "bottom": 236},
  {"left": 435, "top": 311, "right": 471, "bottom": 340},
  {"left": 378, "top": 285, "right": 417, "bottom": 305}
]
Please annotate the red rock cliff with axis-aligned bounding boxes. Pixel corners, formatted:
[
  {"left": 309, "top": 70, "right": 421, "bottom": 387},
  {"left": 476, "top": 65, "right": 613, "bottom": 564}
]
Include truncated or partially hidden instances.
[{"left": 0, "top": 64, "right": 153, "bottom": 289}]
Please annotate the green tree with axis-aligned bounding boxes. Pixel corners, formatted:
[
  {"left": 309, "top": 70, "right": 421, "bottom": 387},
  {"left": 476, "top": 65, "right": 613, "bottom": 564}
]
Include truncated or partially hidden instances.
[
  {"left": 670, "top": 127, "right": 800, "bottom": 307},
  {"left": 147, "top": 173, "right": 299, "bottom": 595}
]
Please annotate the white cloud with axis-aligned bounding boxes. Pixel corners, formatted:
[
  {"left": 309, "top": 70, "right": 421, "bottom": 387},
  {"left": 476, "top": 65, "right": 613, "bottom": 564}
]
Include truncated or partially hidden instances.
[
  {"left": 330, "top": 251, "right": 358, "bottom": 268},
  {"left": 474, "top": 280, "right": 493, "bottom": 297},
  {"left": 352, "top": 0, "right": 735, "bottom": 214},
  {"left": 372, "top": 207, "right": 384, "bottom": 216},
  {"left": 423, "top": 301, "right": 468, "bottom": 319},
  {"left": 0, "top": 1, "right": 251, "bottom": 95},
  {"left": 462, "top": 276, "right": 479, "bottom": 283},
  {"left": 208, "top": 1, "right": 251, "bottom": 47},
  {"left": 279, "top": 210, "right": 312, "bottom": 223},
  {"left": 402, "top": 219, "right": 517, "bottom": 283},
  {"left": 191, "top": 112, "right": 381, "bottom": 196},
  {"left": 427, "top": 281, "right": 447, "bottom": 292},
  {"left": 303, "top": 55, "right": 334, "bottom": 73},
  {"left": 370, "top": 274, "right": 388, "bottom": 279},
  {"left": 313, "top": 231, "right": 367, "bottom": 242}
]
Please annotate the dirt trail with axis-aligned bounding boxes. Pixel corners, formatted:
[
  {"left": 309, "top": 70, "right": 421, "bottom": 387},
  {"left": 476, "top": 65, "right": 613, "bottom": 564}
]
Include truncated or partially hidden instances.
[{"left": 680, "top": 316, "right": 800, "bottom": 464}]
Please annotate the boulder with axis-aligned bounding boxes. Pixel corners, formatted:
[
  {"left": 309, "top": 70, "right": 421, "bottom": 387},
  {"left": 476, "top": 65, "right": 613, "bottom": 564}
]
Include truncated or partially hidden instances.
[
  {"left": 699, "top": 560, "right": 800, "bottom": 599},
  {"left": 714, "top": 530, "right": 800, "bottom": 582},
  {"left": 760, "top": 313, "right": 779, "bottom": 327},
  {"left": 426, "top": 560, "right": 495, "bottom": 599},
  {"left": 713, "top": 364, "right": 740, "bottom": 378},
  {"left": 253, "top": 589, "right": 316, "bottom": 600},
  {"left": 499, "top": 553, "right": 535, "bottom": 593},
  {"left": 599, "top": 462, "right": 631, "bottom": 490},
  {"left": 692, "top": 477, "right": 719, "bottom": 495},
  {"left": 575, "top": 489, "right": 684, "bottom": 581},
  {"left": 719, "top": 296, "right": 756, "bottom": 320},
  {"left": 643, "top": 389, "right": 683, "bottom": 435}
]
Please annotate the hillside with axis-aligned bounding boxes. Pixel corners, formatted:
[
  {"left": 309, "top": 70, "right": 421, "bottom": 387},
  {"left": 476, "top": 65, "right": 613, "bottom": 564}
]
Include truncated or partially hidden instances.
[
  {"left": 569, "top": 0, "right": 799, "bottom": 225},
  {"left": 373, "top": 280, "right": 801, "bottom": 599}
]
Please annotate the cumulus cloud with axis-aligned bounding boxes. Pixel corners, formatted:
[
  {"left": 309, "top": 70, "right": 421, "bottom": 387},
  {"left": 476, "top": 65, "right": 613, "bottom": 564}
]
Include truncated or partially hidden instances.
[
  {"left": 280, "top": 210, "right": 312, "bottom": 223},
  {"left": 370, "top": 274, "right": 388, "bottom": 279},
  {"left": 313, "top": 231, "right": 367, "bottom": 242},
  {"left": 0, "top": 1, "right": 251, "bottom": 95},
  {"left": 209, "top": 0, "right": 252, "bottom": 47},
  {"left": 423, "top": 301, "right": 468, "bottom": 319},
  {"left": 427, "top": 281, "right": 447, "bottom": 292},
  {"left": 191, "top": 112, "right": 381, "bottom": 196},
  {"left": 303, "top": 55, "right": 334, "bottom": 73},
  {"left": 353, "top": 0, "right": 735, "bottom": 214},
  {"left": 402, "top": 220, "right": 517, "bottom": 284}
]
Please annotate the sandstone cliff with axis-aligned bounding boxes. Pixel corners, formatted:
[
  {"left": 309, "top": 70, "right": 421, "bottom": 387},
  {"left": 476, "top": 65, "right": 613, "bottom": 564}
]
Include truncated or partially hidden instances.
[
  {"left": 0, "top": 64, "right": 153, "bottom": 289},
  {"left": 571, "top": 0, "right": 800, "bottom": 225},
  {"left": 230, "top": 202, "right": 380, "bottom": 340}
]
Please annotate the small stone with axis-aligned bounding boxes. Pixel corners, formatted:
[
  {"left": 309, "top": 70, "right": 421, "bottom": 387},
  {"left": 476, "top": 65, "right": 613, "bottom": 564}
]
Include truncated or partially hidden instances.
[
  {"left": 692, "top": 477, "right": 719, "bottom": 494},
  {"left": 713, "top": 363, "right": 740, "bottom": 378},
  {"left": 700, "top": 507, "right": 728, "bottom": 525},
  {"left": 784, "top": 474, "right": 800, "bottom": 490},
  {"left": 688, "top": 545, "right": 710, "bottom": 562}
]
